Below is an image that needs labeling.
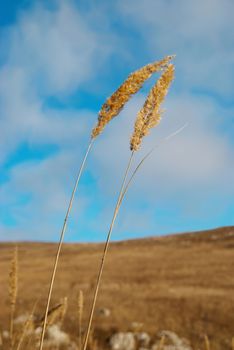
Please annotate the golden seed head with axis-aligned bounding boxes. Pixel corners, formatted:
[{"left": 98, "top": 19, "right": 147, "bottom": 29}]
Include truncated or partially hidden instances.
[
  {"left": 130, "top": 63, "right": 175, "bottom": 151},
  {"left": 39, "top": 303, "right": 64, "bottom": 327},
  {"left": 91, "top": 55, "right": 175, "bottom": 139},
  {"left": 59, "top": 297, "right": 68, "bottom": 323},
  {"left": 9, "top": 246, "right": 18, "bottom": 309}
]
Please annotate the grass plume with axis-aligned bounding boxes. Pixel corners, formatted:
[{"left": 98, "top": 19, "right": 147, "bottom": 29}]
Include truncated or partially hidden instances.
[
  {"left": 130, "top": 63, "right": 175, "bottom": 151},
  {"left": 91, "top": 55, "right": 174, "bottom": 138},
  {"left": 78, "top": 290, "right": 84, "bottom": 350},
  {"left": 59, "top": 297, "right": 68, "bottom": 326},
  {"left": 40, "top": 303, "right": 64, "bottom": 328}
]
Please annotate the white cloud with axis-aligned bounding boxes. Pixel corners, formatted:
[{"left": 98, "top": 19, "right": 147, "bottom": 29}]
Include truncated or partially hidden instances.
[
  {"left": 0, "top": 148, "right": 93, "bottom": 241},
  {"left": 117, "top": 0, "right": 234, "bottom": 97},
  {"left": 4, "top": 1, "right": 113, "bottom": 94},
  {"left": 0, "top": 0, "right": 116, "bottom": 163}
]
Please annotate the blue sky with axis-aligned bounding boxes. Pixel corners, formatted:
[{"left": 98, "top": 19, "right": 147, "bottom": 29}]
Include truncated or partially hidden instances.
[{"left": 0, "top": 0, "right": 233, "bottom": 242}]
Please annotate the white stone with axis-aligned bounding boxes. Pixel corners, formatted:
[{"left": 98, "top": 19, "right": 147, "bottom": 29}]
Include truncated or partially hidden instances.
[
  {"left": 136, "top": 332, "right": 151, "bottom": 347},
  {"left": 46, "top": 325, "right": 70, "bottom": 346},
  {"left": 110, "top": 332, "right": 135, "bottom": 350}
]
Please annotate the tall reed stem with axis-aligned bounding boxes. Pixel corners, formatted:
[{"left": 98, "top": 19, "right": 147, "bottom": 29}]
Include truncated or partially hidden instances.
[
  {"left": 39, "top": 140, "right": 93, "bottom": 350},
  {"left": 9, "top": 246, "right": 18, "bottom": 350},
  {"left": 78, "top": 290, "right": 84, "bottom": 350},
  {"left": 82, "top": 151, "right": 134, "bottom": 350}
]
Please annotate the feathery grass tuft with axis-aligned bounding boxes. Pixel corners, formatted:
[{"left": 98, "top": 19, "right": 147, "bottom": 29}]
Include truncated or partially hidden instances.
[
  {"left": 78, "top": 290, "right": 84, "bottom": 350},
  {"left": 91, "top": 55, "right": 175, "bottom": 138},
  {"left": 40, "top": 303, "right": 64, "bottom": 328},
  {"left": 130, "top": 63, "right": 175, "bottom": 151},
  {"left": 59, "top": 297, "right": 68, "bottom": 326},
  {"left": 9, "top": 246, "right": 18, "bottom": 349}
]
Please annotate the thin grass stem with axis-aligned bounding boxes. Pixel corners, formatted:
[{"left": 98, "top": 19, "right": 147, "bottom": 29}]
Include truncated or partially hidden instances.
[
  {"left": 78, "top": 290, "right": 84, "bottom": 350},
  {"left": 82, "top": 151, "right": 135, "bottom": 350},
  {"left": 39, "top": 139, "right": 94, "bottom": 350}
]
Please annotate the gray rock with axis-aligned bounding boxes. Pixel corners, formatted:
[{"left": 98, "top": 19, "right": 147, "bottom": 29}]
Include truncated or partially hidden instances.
[
  {"left": 46, "top": 325, "right": 70, "bottom": 346},
  {"left": 136, "top": 332, "right": 151, "bottom": 347},
  {"left": 110, "top": 332, "right": 135, "bottom": 350},
  {"left": 97, "top": 307, "right": 111, "bottom": 317}
]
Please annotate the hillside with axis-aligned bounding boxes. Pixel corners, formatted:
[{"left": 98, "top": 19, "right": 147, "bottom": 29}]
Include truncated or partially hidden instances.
[{"left": 1, "top": 226, "right": 234, "bottom": 349}]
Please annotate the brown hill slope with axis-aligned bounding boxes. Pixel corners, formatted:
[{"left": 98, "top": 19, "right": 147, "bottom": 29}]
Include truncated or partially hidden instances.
[{"left": 1, "top": 226, "right": 234, "bottom": 349}]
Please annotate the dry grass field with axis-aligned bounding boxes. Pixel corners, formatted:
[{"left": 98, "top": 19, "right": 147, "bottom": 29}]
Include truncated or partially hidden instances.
[{"left": 1, "top": 225, "right": 234, "bottom": 349}]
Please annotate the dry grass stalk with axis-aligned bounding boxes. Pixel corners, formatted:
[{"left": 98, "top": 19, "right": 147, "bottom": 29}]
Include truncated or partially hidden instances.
[
  {"left": 9, "top": 246, "right": 18, "bottom": 349},
  {"left": 39, "top": 56, "right": 174, "bottom": 350},
  {"left": 204, "top": 335, "right": 210, "bottom": 350},
  {"left": 130, "top": 63, "right": 175, "bottom": 151},
  {"left": 232, "top": 337, "right": 234, "bottom": 350},
  {"left": 91, "top": 55, "right": 175, "bottom": 138},
  {"left": 40, "top": 56, "right": 175, "bottom": 350},
  {"left": 78, "top": 290, "right": 84, "bottom": 350},
  {"left": 83, "top": 58, "right": 176, "bottom": 350}
]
